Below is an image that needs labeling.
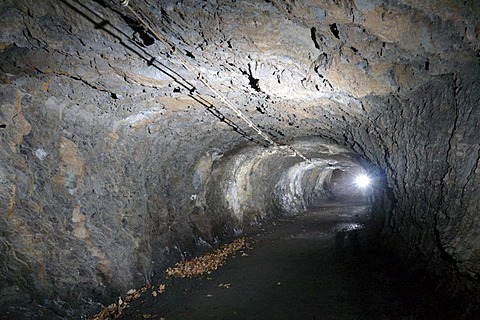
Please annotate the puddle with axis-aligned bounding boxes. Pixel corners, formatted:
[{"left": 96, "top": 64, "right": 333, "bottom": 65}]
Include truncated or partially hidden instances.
[
  {"left": 334, "top": 222, "right": 365, "bottom": 232},
  {"left": 285, "top": 231, "right": 331, "bottom": 240}
]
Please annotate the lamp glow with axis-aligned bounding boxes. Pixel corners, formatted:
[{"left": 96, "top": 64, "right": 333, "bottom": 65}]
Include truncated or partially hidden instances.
[{"left": 354, "top": 174, "right": 371, "bottom": 188}]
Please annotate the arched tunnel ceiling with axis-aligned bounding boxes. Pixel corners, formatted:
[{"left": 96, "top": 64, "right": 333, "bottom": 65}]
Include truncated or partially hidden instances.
[{"left": 0, "top": 0, "right": 479, "bottom": 318}]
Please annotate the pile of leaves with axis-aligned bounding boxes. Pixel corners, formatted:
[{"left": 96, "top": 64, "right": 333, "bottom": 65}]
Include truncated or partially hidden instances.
[
  {"left": 88, "top": 284, "right": 165, "bottom": 320},
  {"left": 165, "top": 237, "right": 249, "bottom": 278},
  {"left": 88, "top": 237, "right": 250, "bottom": 319}
]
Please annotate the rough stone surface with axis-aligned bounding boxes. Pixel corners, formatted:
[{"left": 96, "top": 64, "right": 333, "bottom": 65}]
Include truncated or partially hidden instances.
[{"left": 0, "top": 0, "right": 479, "bottom": 318}]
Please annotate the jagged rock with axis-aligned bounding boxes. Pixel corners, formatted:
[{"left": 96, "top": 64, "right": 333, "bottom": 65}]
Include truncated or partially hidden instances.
[{"left": 0, "top": 0, "right": 479, "bottom": 318}]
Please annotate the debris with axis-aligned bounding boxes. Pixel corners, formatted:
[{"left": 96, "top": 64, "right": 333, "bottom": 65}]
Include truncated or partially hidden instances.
[
  {"left": 218, "top": 283, "right": 231, "bottom": 288},
  {"left": 151, "top": 285, "right": 163, "bottom": 297},
  {"left": 158, "top": 284, "right": 166, "bottom": 293},
  {"left": 165, "top": 237, "right": 250, "bottom": 278},
  {"left": 89, "top": 238, "right": 251, "bottom": 319},
  {"left": 88, "top": 283, "right": 152, "bottom": 320},
  {"left": 142, "top": 314, "right": 152, "bottom": 319}
]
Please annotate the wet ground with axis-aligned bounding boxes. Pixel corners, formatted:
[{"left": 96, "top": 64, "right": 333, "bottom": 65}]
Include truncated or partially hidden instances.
[{"left": 119, "top": 204, "right": 453, "bottom": 320}]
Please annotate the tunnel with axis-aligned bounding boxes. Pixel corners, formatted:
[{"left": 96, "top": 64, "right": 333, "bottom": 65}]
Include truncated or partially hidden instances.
[{"left": 0, "top": 0, "right": 479, "bottom": 319}]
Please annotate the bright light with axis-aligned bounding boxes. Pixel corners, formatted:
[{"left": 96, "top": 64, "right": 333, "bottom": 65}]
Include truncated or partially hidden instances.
[{"left": 354, "top": 174, "right": 371, "bottom": 188}]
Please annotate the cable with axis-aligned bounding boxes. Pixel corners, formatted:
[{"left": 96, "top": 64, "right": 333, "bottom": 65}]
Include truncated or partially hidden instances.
[{"left": 120, "top": 1, "right": 310, "bottom": 162}]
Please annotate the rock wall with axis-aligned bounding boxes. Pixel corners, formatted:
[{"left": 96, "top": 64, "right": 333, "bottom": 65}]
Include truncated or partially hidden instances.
[
  {"left": 0, "top": 0, "right": 479, "bottom": 318},
  {"left": 354, "top": 69, "right": 480, "bottom": 314}
]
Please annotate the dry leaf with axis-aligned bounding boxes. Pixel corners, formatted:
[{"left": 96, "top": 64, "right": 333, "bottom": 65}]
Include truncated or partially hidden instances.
[
  {"left": 88, "top": 284, "right": 153, "bottom": 320},
  {"left": 158, "top": 284, "right": 166, "bottom": 293}
]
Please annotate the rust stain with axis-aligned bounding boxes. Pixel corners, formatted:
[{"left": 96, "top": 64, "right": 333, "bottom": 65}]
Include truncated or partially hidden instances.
[
  {"left": 71, "top": 204, "right": 113, "bottom": 282},
  {"left": 41, "top": 82, "right": 49, "bottom": 92}
]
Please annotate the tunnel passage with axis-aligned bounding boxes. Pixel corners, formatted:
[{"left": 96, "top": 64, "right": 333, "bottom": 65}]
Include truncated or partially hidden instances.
[
  {"left": 0, "top": 0, "right": 480, "bottom": 318},
  {"left": 198, "top": 138, "right": 378, "bottom": 229},
  {"left": 315, "top": 168, "right": 373, "bottom": 205}
]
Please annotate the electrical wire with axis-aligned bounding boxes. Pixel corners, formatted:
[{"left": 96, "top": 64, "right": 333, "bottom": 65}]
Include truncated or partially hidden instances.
[{"left": 120, "top": 0, "right": 310, "bottom": 162}]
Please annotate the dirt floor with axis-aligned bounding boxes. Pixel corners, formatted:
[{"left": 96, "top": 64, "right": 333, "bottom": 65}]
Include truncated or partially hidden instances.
[{"left": 118, "top": 204, "right": 454, "bottom": 320}]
